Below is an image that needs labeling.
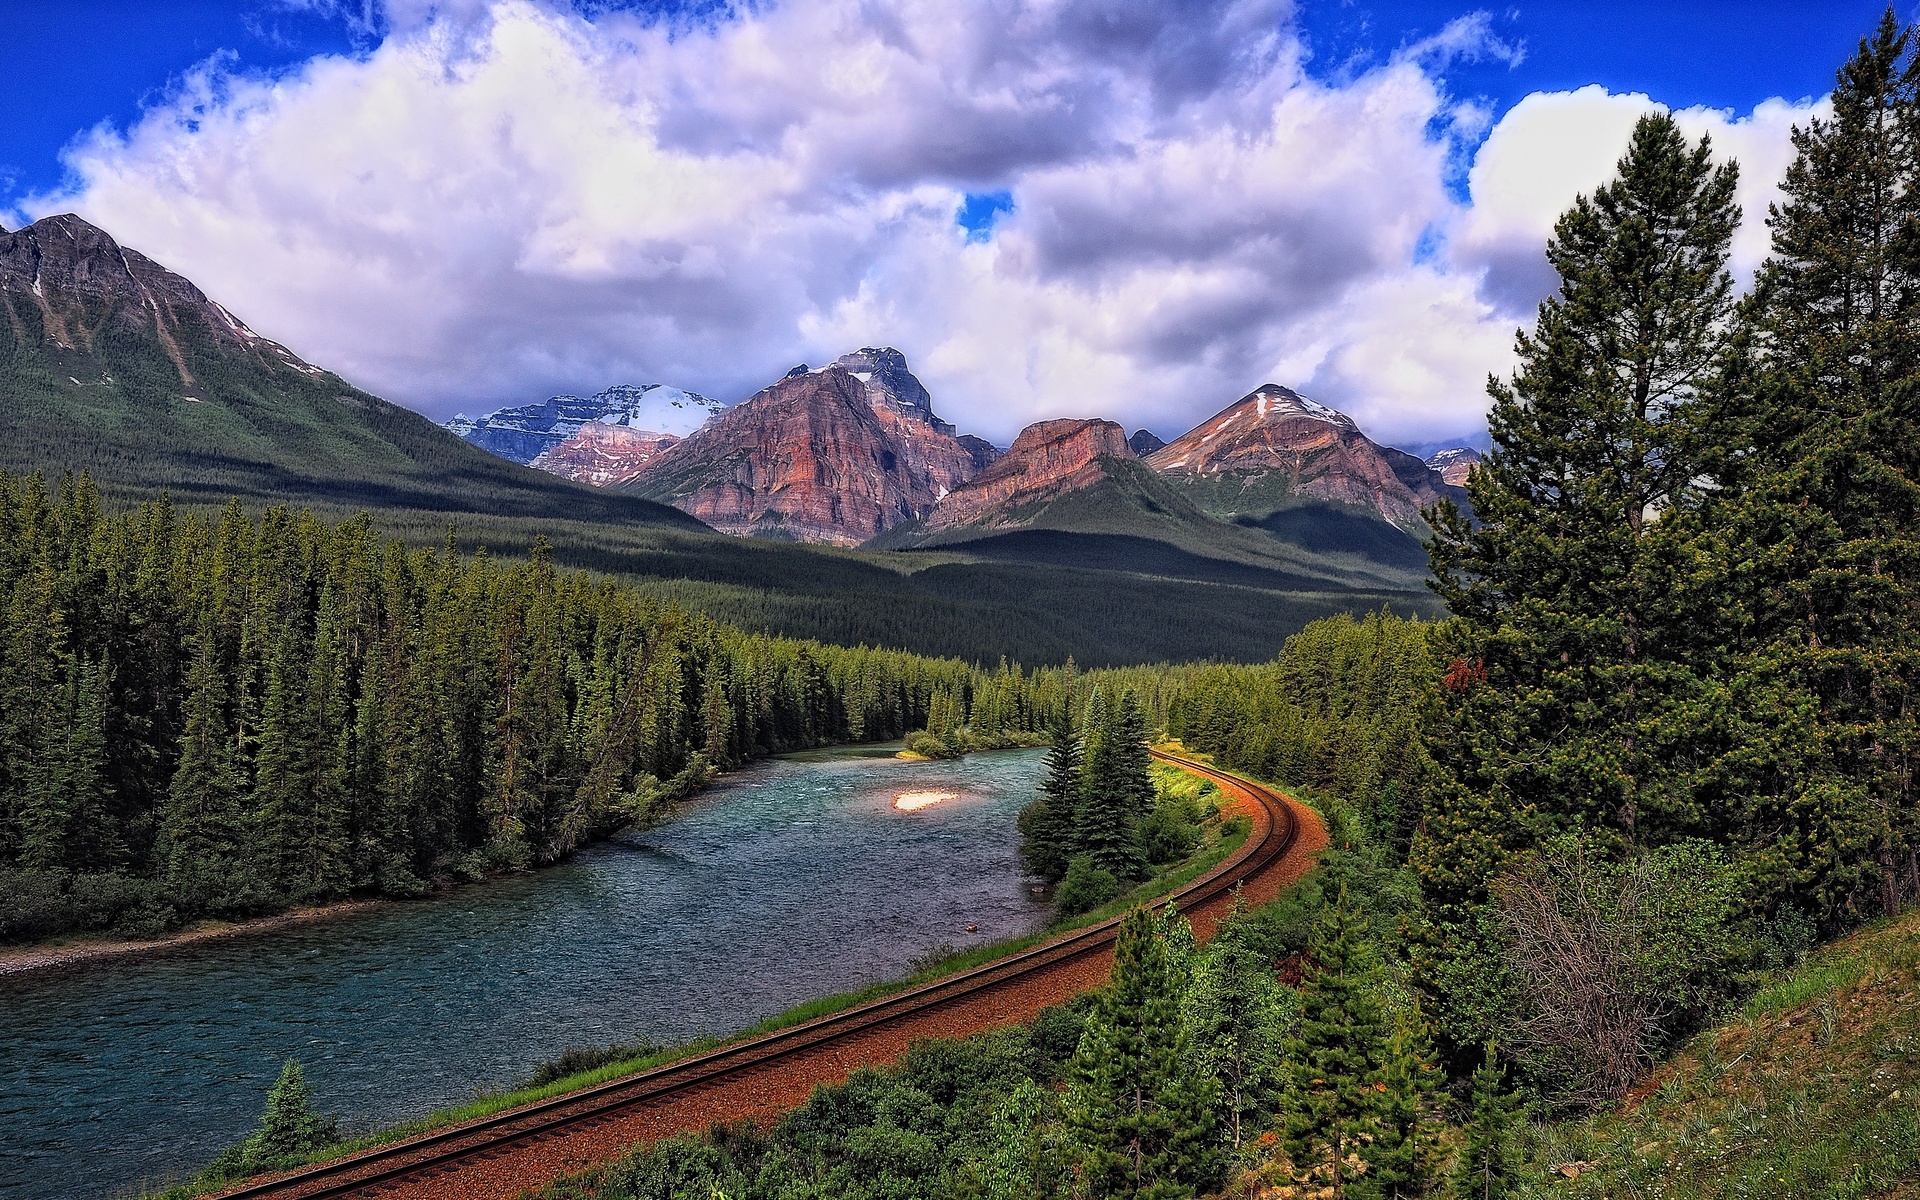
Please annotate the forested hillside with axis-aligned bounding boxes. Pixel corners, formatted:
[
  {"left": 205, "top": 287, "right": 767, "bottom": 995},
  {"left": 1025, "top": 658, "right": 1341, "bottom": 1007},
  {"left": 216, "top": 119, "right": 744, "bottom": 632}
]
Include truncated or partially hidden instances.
[{"left": 0, "top": 471, "right": 1086, "bottom": 942}]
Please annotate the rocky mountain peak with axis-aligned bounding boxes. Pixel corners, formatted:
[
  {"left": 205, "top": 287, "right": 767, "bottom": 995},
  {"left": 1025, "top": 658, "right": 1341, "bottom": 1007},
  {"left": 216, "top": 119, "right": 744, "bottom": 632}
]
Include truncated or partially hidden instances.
[
  {"left": 1424, "top": 446, "right": 1484, "bottom": 486},
  {"left": 832, "top": 347, "right": 956, "bottom": 435},
  {"left": 1147, "top": 384, "right": 1444, "bottom": 530},
  {"left": 1128, "top": 429, "right": 1167, "bottom": 456},
  {"left": 623, "top": 357, "right": 985, "bottom": 544},
  {"left": 1, "top": 212, "right": 320, "bottom": 385},
  {"left": 922, "top": 418, "right": 1133, "bottom": 533}
]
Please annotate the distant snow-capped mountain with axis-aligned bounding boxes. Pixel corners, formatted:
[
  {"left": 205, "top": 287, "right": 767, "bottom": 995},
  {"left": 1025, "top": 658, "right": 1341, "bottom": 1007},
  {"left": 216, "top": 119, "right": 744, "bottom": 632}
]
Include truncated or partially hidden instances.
[{"left": 448, "top": 384, "right": 722, "bottom": 464}]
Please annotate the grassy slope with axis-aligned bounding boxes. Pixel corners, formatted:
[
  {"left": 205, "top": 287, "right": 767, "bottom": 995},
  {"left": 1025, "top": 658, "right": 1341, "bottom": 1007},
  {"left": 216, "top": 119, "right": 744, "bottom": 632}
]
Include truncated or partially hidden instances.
[{"left": 1526, "top": 910, "right": 1920, "bottom": 1199}]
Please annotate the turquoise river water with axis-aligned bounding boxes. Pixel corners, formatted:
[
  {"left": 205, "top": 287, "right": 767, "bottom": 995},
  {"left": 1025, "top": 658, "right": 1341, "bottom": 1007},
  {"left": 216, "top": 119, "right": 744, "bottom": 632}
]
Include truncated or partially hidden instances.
[{"left": 0, "top": 747, "right": 1049, "bottom": 1199}]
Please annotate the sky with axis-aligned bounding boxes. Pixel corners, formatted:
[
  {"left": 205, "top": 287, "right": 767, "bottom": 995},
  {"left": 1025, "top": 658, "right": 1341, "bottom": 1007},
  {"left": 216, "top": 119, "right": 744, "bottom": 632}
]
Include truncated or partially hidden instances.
[{"left": 3, "top": 1, "right": 1909, "bottom": 448}]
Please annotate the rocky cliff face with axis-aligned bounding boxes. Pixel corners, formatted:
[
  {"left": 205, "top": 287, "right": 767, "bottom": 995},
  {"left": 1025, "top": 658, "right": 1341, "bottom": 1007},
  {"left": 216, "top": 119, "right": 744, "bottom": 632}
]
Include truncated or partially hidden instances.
[
  {"left": 1147, "top": 385, "right": 1448, "bottom": 529},
  {"left": 1425, "top": 446, "right": 1483, "bottom": 486},
  {"left": 0, "top": 213, "right": 321, "bottom": 390},
  {"left": 923, "top": 418, "right": 1133, "bottom": 532},
  {"left": 448, "top": 383, "right": 720, "bottom": 464},
  {"left": 624, "top": 357, "right": 984, "bottom": 545},
  {"left": 530, "top": 422, "right": 681, "bottom": 487}
]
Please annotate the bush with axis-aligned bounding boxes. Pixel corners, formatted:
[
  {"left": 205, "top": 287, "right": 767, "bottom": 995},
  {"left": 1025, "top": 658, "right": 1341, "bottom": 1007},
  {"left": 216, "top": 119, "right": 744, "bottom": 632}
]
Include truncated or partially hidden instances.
[
  {"left": 1138, "top": 806, "right": 1200, "bottom": 864},
  {"left": 0, "top": 869, "right": 70, "bottom": 942},
  {"left": 1493, "top": 835, "right": 1747, "bottom": 1107},
  {"left": 524, "top": 1040, "right": 662, "bottom": 1088},
  {"left": 903, "top": 730, "right": 964, "bottom": 760},
  {"left": 1056, "top": 855, "right": 1121, "bottom": 917}
]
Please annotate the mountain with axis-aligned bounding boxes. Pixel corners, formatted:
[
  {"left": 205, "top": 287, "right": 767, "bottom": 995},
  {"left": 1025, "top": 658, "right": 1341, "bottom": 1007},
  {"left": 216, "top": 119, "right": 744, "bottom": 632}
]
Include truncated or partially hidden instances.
[
  {"left": 872, "top": 415, "right": 1431, "bottom": 588},
  {"left": 621, "top": 350, "right": 988, "bottom": 545},
  {"left": 530, "top": 422, "right": 682, "bottom": 487},
  {"left": 0, "top": 213, "right": 703, "bottom": 527},
  {"left": 448, "top": 383, "right": 721, "bottom": 464},
  {"left": 1128, "top": 429, "right": 1166, "bottom": 456},
  {"left": 1147, "top": 384, "right": 1456, "bottom": 531},
  {"left": 1424, "top": 446, "right": 1483, "bottom": 486},
  {"left": 917, "top": 418, "right": 1136, "bottom": 533}
]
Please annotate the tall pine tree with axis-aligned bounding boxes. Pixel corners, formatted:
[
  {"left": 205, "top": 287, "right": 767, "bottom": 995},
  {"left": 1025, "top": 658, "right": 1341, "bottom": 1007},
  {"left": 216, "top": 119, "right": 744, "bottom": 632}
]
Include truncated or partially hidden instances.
[
  {"left": 1420, "top": 112, "right": 1741, "bottom": 908},
  {"left": 1690, "top": 13, "right": 1920, "bottom": 921},
  {"left": 1068, "top": 906, "right": 1218, "bottom": 1199}
]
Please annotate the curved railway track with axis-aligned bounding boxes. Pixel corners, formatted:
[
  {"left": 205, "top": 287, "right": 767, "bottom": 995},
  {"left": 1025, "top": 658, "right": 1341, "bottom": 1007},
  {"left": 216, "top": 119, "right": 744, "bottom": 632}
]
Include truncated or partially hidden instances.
[{"left": 209, "top": 751, "right": 1320, "bottom": 1200}]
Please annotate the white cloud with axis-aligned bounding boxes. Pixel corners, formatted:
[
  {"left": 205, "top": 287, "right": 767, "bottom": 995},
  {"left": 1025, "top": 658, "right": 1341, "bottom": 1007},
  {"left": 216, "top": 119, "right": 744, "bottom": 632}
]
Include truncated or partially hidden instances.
[
  {"left": 31, "top": 0, "right": 1821, "bottom": 448},
  {"left": 1456, "top": 84, "right": 1825, "bottom": 316}
]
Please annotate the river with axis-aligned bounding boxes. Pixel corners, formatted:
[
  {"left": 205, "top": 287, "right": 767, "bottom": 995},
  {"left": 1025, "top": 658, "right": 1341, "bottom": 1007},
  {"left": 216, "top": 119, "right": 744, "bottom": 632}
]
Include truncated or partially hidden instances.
[{"left": 0, "top": 747, "right": 1049, "bottom": 1199}]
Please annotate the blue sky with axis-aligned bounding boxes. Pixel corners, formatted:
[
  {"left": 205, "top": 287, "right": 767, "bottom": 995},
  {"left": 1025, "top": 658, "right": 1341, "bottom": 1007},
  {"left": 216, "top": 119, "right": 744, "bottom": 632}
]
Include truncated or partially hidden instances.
[{"left": 7, "top": 1, "right": 1904, "bottom": 444}]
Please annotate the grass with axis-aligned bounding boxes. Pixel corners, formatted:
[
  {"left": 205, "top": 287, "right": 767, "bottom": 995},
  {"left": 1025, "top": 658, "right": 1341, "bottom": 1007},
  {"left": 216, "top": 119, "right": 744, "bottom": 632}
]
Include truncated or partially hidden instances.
[
  {"left": 144, "top": 752, "right": 1259, "bottom": 1199},
  {"left": 1520, "top": 907, "right": 1920, "bottom": 1199}
]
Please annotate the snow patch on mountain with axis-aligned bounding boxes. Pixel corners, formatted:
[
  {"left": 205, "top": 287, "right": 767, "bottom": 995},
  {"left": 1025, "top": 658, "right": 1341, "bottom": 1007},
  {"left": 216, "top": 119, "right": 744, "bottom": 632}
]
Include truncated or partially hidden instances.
[{"left": 449, "top": 383, "right": 722, "bottom": 464}]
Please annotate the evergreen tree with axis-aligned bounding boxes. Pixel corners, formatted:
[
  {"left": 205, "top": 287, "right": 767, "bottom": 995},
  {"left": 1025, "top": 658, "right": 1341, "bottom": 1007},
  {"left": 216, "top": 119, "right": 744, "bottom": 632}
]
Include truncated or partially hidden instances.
[
  {"left": 1068, "top": 906, "right": 1219, "bottom": 1199},
  {"left": 1078, "top": 688, "right": 1148, "bottom": 879},
  {"left": 239, "top": 1059, "right": 337, "bottom": 1171},
  {"left": 1419, "top": 114, "right": 1741, "bottom": 918},
  {"left": 161, "top": 615, "right": 253, "bottom": 912},
  {"left": 1369, "top": 1012, "right": 1446, "bottom": 1200},
  {"left": 1284, "top": 872, "right": 1387, "bottom": 1198},
  {"left": 1689, "top": 14, "right": 1920, "bottom": 920},
  {"left": 1184, "top": 894, "right": 1284, "bottom": 1151},
  {"left": 1453, "top": 1045, "right": 1522, "bottom": 1200},
  {"left": 1020, "top": 715, "right": 1083, "bottom": 882}
]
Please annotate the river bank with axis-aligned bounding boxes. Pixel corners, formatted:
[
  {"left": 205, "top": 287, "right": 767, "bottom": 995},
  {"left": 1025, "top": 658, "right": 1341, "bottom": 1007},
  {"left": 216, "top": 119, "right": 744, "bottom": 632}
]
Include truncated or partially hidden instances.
[{"left": 0, "top": 898, "right": 396, "bottom": 977}]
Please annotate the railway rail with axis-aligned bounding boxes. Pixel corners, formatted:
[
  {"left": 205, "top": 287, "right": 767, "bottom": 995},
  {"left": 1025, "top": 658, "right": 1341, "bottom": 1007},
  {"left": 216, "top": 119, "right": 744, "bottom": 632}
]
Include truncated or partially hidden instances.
[{"left": 208, "top": 751, "right": 1314, "bottom": 1200}]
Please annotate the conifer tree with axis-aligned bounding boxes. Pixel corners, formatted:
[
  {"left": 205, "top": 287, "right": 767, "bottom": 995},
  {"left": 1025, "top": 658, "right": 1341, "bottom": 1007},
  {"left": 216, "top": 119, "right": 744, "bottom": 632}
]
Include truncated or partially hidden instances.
[
  {"left": 1370, "top": 1012, "right": 1447, "bottom": 1200},
  {"left": 239, "top": 1059, "right": 336, "bottom": 1170},
  {"left": 1691, "top": 13, "right": 1920, "bottom": 919},
  {"left": 1068, "top": 906, "right": 1219, "bottom": 1199},
  {"left": 1284, "top": 873, "right": 1386, "bottom": 1198},
  {"left": 1184, "top": 894, "right": 1283, "bottom": 1151},
  {"left": 1078, "top": 688, "right": 1148, "bottom": 879},
  {"left": 1454, "top": 1045, "right": 1522, "bottom": 1200},
  {"left": 161, "top": 614, "right": 253, "bottom": 911},
  {"left": 1020, "top": 715, "right": 1083, "bottom": 881},
  {"left": 1420, "top": 112, "right": 1741, "bottom": 904}
]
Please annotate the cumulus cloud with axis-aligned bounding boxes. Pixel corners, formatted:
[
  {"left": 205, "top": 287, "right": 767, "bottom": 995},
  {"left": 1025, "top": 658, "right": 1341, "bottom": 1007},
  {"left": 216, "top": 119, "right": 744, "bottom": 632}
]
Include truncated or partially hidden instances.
[{"left": 30, "top": 0, "right": 1821, "bottom": 447}]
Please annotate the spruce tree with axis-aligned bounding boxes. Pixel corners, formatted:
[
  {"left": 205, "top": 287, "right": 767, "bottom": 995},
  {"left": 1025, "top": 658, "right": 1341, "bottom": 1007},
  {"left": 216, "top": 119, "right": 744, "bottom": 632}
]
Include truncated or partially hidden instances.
[
  {"left": 1454, "top": 1044, "right": 1522, "bottom": 1200},
  {"left": 1369, "top": 1012, "right": 1446, "bottom": 1200},
  {"left": 1283, "top": 875, "right": 1386, "bottom": 1198},
  {"left": 1020, "top": 715, "right": 1083, "bottom": 881},
  {"left": 1184, "top": 894, "right": 1284, "bottom": 1151},
  {"left": 161, "top": 615, "right": 253, "bottom": 913},
  {"left": 1691, "top": 13, "right": 1920, "bottom": 920},
  {"left": 1078, "top": 688, "right": 1148, "bottom": 879},
  {"left": 1068, "top": 906, "right": 1219, "bottom": 1199},
  {"left": 1420, "top": 112, "right": 1740, "bottom": 904},
  {"left": 239, "top": 1059, "right": 337, "bottom": 1171}
]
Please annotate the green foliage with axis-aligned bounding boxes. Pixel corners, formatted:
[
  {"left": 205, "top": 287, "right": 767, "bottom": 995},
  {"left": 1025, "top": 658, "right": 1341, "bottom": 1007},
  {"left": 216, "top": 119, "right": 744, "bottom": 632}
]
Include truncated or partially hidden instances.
[
  {"left": 0, "top": 473, "right": 1050, "bottom": 941},
  {"left": 1454, "top": 1045, "right": 1521, "bottom": 1200},
  {"left": 1184, "top": 895, "right": 1287, "bottom": 1152},
  {"left": 202, "top": 1060, "right": 340, "bottom": 1183},
  {"left": 1056, "top": 854, "right": 1121, "bottom": 918},
  {"left": 1066, "top": 907, "right": 1220, "bottom": 1199},
  {"left": 1018, "top": 717, "right": 1082, "bottom": 881},
  {"left": 1283, "top": 867, "right": 1391, "bottom": 1198}
]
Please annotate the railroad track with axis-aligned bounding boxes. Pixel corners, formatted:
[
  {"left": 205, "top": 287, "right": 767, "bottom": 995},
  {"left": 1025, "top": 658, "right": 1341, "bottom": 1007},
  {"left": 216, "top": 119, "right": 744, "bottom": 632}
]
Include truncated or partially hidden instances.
[{"left": 212, "top": 751, "right": 1304, "bottom": 1200}]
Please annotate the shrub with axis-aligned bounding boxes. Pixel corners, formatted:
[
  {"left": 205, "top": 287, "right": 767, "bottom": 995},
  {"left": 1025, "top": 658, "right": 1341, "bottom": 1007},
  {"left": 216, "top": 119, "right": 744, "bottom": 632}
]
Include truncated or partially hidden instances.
[
  {"left": 1056, "top": 855, "right": 1121, "bottom": 917},
  {"left": 1138, "top": 807, "right": 1200, "bottom": 864},
  {"left": 524, "top": 1040, "right": 663, "bottom": 1088},
  {"left": 0, "top": 869, "right": 69, "bottom": 942},
  {"left": 1493, "top": 835, "right": 1747, "bottom": 1107}
]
